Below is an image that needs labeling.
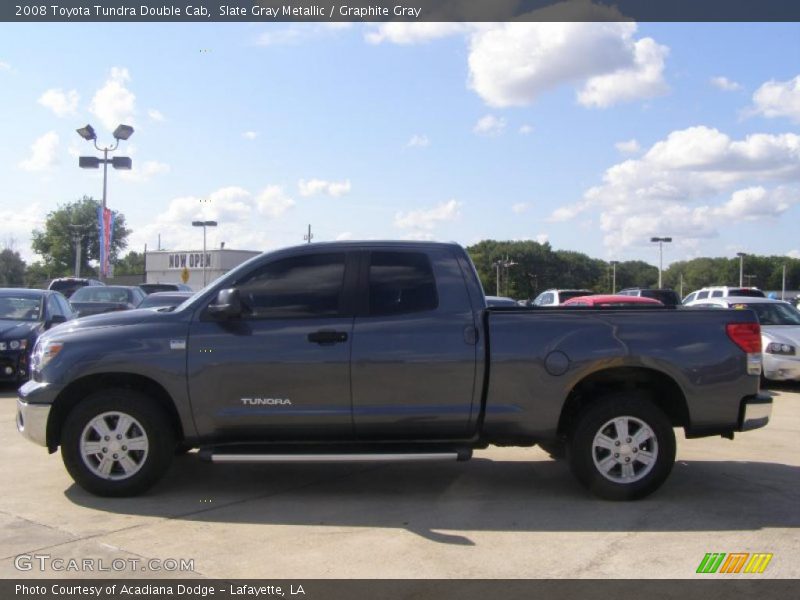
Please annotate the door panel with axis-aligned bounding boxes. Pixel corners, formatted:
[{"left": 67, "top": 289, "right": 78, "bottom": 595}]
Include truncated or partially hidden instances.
[
  {"left": 187, "top": 251, "right": 355, "bottom": 441},
  {"left": 350, "top": 249, "right": 479, "bottom": 438}
]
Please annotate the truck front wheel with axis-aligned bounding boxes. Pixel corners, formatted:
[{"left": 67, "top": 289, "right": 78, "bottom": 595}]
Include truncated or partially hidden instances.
[
  {"left": 61, "top": 389, "right": 175, "bottom": 497},
  {"left": 568, "top": 393, "right": 675, "bottom": 500}
]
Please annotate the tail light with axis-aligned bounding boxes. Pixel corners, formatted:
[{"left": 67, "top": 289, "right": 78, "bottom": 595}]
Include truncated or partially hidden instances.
[
  {"left": 726, "top": 322, "right": 762, "bottom": 376},
  {"left": 726, "top": 323, "right": 761, "bottom": 353}
]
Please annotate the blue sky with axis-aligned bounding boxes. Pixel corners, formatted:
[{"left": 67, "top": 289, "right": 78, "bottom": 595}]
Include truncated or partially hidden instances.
[{"left": 1, "top": 22, "right": 799, "bottom": 268}]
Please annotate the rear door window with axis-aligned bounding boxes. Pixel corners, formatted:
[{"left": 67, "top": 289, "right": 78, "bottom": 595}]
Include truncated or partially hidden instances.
[{"left": 367, "top": 251, "right": 438, "bottom": 316}]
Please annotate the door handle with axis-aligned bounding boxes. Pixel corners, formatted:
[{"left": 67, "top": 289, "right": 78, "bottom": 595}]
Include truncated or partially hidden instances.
[{"left": 308, "top": 330, "right": 348, "bottom": 345}]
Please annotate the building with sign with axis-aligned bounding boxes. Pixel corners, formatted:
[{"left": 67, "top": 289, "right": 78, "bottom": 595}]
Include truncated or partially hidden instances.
[{"left": 145, "top": 248, "right": 261, "bottom": 290}]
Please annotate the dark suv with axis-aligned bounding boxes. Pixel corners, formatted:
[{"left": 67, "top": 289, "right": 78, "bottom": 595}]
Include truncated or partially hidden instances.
[
  {"left": 617, "top": 288, "right": 681, "bottom": 306},
  {"left": 47, "top": 278, "right": 104, "bottom": 299}
]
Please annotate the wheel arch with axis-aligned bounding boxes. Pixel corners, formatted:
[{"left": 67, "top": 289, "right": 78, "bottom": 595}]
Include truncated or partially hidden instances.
[
  {"left": 47, "top": 373, "right": 184, "bottom": 452},
  {"left": 557, "top": 366, "right": 690, "bottom": 438}
]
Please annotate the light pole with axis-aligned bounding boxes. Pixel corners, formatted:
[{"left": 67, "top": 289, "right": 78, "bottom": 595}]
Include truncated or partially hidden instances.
[
  {"left": 77, "top": 123, "right": 133, "bottom": 281},
  {"left": 610, "top": 260, "right": 619, "bottom": 293},
  {"left": 192, "top": 220, "right": 218, "bottom": 287},
  {"left": 736, "top": 252, "right": 746, "bottom": 287},
  {"left": 650, "top": 236, "right": 672, "bottom": 288},
  {"left": 492, "top": 256, "right": 517, "bottom": 297}
]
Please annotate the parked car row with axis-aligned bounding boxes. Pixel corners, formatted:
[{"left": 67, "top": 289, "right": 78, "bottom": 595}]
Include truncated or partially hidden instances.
[{"left": 1, "top": 282, "right": 196, "bottom": 385}]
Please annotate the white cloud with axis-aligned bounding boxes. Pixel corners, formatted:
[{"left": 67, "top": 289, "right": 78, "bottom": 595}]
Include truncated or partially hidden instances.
[
  {"left": 788, "top": 250, "right": 800, "bottom": 259},
  {"left": 18, "top": 131, "right": 59, "bottom": 171},
  {"left": 710, "top": 76, "right": 742, "bottom": 92},
  {"left": 577, "top": 37, "right": 669, "bottom": 108},
  {"left": 406, "top": 134, "right": 430, "bottom": 148},
  {"left": 298, "top": 178, "right": 351, "bottom": 197},
  {"left": 473, "top": 114, "right": 506, "bottom": 136},
  {"left": 468, "top": 22, "right": 668, "bottom": 109},
  {"left": 535, "top": 233, "right": 549, "bottom": 245},
  {"left": 38, "top": 88, "right": 79, "bottom": 117},
  {"left": 0, "top": 61, "right": 11, "bottom": 71},
  {"left": 751, "top": 75, "right": 800, "bottom": 123},
  {"left": 394, "top": 199, "right": 461, "bottom": 230},
  {"left": 335, "top": 232, "right": 354, "bottom": 241},
  {"left": 256, "top": 185, "right": 295, "bottom": 217},
  {"left": 256, "top": 28, "right": 304, "bottom": 46},
  {"left": 0, "top": 203, "right": 45, "bottom": 262},
  {"left": 615, "top": 139, "right": 641, "bottom": 154},
  {"left": 551, "top": 126, "right": 800, "bottom": 252},
  {"left": 90, "top": 67, "right": 136, "bottom": 132},
  {"left": 242, "top": 131, "right": 258, "bottom": 140},
  {"left": 365, "top": 23, "right": 470, "bottom": 45},
  {"left": 512, "top": 202, "right": 530, "bottom": 214},
  {"left": 118, "top": 160, "right": 171, "bottom": 183},
  {"left": 518, "top": 124, "right": 534, "bottom": 135},
  {"left": 148, "top": 109, "right": 165, "bottom": 122}
]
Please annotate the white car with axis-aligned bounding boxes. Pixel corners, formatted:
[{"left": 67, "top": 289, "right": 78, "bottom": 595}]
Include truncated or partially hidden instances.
[
  {"left": 682, "top": 286, "right": 765, "bottom": 304},
  {"left": 685, "top": 296, "right": 800, "bottom": 381},
  {"left": 529, "top": 289, "right": 593, "bottom": 307}
]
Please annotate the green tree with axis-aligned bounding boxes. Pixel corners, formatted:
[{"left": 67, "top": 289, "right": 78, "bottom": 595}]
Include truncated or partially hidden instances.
[
  {"left": 30, "top": 196, "right": 130, "bottom": 278},
  {"left": 114, "top": 251, "right": 144, "bottom": 276},
  {"left": 0, "top": 248, "right": 26, "bottom": 286}
]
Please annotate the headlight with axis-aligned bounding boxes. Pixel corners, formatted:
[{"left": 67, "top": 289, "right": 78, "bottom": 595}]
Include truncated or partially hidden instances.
[
  {"left": 31, "top": 340, "right": 64, "bottom": 374},
  {"left": 765, "top": 342, "right": 796, "bottom": 355},
  {"left": 1, "top": 339, "right": 27, "bottom": 351}
]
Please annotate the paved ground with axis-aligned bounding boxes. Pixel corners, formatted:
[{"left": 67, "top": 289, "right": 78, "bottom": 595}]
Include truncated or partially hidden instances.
[{"left": 1, "top": 383, "right": 798, "bottom": 580}]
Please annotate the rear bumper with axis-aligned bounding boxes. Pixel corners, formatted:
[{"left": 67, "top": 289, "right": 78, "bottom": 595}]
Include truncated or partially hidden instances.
[{"left": 738, "top": 393, "right": 772, "bottom": 432}]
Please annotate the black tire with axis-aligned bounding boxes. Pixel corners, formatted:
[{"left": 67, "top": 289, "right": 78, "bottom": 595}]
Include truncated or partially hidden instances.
[
  {"left": 61, "top": 389, "right": 175, "bottom": 497},
  {"left": 568, "top": 392, "right": 676, "bottom": 501}
]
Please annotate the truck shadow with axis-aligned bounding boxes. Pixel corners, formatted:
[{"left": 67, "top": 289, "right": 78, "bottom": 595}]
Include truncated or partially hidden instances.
[{"left": 64, "top": 455, "right": 800, "bottom": 544}]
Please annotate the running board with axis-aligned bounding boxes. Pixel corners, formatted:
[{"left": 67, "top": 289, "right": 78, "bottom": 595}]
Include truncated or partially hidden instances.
[{"left": 199, "top": 447, "right": 472, "bottom": 463}]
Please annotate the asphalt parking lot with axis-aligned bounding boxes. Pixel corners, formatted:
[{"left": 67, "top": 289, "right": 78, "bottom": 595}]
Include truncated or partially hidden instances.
[{"left": 1, "top": 383, "right": 798, "bottom": 580}]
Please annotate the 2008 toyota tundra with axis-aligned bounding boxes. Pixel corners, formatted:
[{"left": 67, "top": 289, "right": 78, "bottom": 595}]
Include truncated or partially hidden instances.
[{"left": 17, "top": 241, "right": 771, "bottom": 500}]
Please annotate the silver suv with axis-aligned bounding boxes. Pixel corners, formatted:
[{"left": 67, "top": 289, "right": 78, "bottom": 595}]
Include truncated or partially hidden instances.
[{"left": 530, "top": 289, "right": 593, "bottom": 306}]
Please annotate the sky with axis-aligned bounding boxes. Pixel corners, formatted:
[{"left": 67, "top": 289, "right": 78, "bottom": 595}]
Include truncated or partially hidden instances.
[{"left": 1, "top": 21, "right": 799, "bottom": 269}]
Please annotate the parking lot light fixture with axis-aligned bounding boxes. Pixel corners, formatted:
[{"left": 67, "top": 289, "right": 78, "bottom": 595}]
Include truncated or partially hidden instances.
[
  {"left": 192, "top": 220, "right": 218, "bottom": 287},
  {"left": 650, "top": 237, "right": 672, "bottom": 288},
  {"left": 76, "top": 123, "right": 134, "bottom": 281}
]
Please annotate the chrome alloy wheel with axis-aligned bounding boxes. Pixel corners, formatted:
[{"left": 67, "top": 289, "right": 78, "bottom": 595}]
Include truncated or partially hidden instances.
[
  {"left": 79, "top": 411, "right": 149, "bottom": 480},
  {"left": 591, "top": 416, "right": 659, "bottom": 484}
]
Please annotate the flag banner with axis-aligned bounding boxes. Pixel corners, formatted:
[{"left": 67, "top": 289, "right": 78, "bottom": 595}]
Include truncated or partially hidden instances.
[{"left": 96, "top": 206, "right": 115, "bottom": 278}]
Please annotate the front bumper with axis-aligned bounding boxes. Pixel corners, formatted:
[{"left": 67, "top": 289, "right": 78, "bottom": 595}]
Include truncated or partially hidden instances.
[
  {"left": 738, "top": 394, "right": 772, "bottom": 432},
  {"left": 16, "top": 380, "right": 60, "bottom": 448},
  {"left": 16, "top": 398, "right": 50, "bottom": 447},
  {"left": 763, "top": 354, "right": 800, "bottom": 382},
  {"left": 0, "top": 350, "right": 25, "bottom": 382}
]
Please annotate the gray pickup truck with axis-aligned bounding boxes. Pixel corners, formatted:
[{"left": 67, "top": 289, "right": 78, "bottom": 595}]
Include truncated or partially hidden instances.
[{"left": 17, "top": 241, "right": 771, "bottom": 500}]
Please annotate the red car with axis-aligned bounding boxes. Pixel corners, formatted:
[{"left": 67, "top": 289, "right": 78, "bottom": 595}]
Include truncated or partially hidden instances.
[{"left": 562, "top": 295, "right": 664, "bottom": 307}]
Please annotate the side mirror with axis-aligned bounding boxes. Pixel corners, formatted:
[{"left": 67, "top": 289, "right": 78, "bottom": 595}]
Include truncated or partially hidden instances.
[
  {"left": 207, "top": 288, "right": 242, "bottom": 319},
  {"left": 46, "top": 314, "right": 67, "bottom": 329}
]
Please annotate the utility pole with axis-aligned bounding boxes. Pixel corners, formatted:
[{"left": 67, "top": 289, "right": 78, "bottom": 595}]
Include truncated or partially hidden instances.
[
  {"left": 610, "top": 260, "right": 619, "bottom": 294},
  {"left": 304, "top": 224, "right": 313, "bottom": 244},
  {"left": 650, "top": 237, "right": 672, "bottom": 288},
  {"left": 737, "top": 252, "right": 746, "bottom": 287},
  {"left": 782, "top": 264, "right": 786, "bottom": 300}
]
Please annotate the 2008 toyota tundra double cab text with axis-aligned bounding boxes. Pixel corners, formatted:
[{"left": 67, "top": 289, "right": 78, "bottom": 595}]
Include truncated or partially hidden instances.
[{"left": 17, "top": 241, "right": 771, "bottom": 500}]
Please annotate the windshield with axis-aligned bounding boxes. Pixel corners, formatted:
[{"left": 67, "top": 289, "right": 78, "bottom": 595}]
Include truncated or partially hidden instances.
[
  {"left": 732, "top": 303, "right": 800, "bottom": 326},
  {"left": 71, "top": 287, "right": 131, "bottom": 303},
  {"left": 0, "top": 295, "right": 43, "bottom": 321}
]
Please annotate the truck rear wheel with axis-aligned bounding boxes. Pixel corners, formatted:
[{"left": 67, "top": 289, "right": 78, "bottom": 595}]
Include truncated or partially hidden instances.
[
  {"left": 61, "top": 389, "right": 175, "bottom": 497},
  {"left": 568, "top": 392, "right": 675, "bottom": 500}
]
